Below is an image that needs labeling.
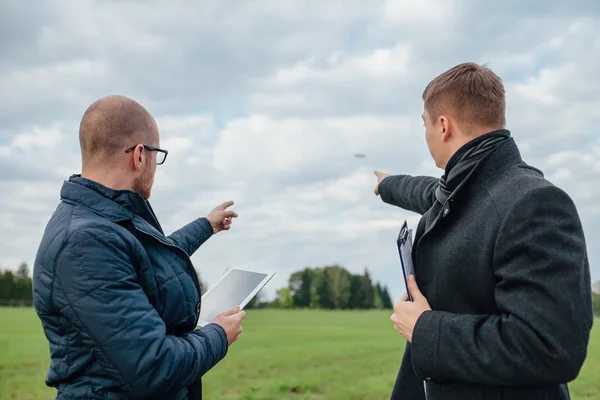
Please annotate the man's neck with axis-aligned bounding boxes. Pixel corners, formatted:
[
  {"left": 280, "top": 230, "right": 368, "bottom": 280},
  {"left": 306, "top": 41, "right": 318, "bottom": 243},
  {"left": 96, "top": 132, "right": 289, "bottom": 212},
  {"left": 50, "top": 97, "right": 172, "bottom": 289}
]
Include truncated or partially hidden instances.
[
  {"left": 442, "top": 125, "right": 506, "bottom": 169},
  {"left": 81, "top": 169, "right": 133, "bottom": 193}
]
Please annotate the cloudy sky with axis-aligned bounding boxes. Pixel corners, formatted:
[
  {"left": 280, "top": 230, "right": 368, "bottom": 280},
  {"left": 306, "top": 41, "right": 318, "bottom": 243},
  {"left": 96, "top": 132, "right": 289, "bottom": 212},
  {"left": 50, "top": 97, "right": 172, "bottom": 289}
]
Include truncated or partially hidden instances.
[{"left": 1, "top": 0, "right": 599, "bottom": 302}]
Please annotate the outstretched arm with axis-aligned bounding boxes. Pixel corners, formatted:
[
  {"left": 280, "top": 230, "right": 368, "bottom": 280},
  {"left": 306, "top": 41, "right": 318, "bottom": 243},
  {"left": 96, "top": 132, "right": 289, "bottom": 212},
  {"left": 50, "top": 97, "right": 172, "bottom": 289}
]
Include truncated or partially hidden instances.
[
  {"left": 375, "top": 171, "right": 439, "bottom": 215},
  {"left": 168, "top": 201, "right": 238, "bottom": 256},
  {"left": 409, "top": 186, "right": 594, "bottom": 386},
  {"left": 168, "top": 217, "right": 213, "bottom": 255}
]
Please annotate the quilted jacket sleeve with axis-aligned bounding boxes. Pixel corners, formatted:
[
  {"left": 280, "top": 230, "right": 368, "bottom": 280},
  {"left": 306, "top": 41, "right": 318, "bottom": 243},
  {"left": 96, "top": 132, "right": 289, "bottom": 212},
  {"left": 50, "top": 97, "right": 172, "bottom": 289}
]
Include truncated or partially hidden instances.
[
  {"left": 56, "top": 225, "right": 228, "bottom": 398},
  {"left": 378, "top": 175, "right": 439, "bottom": 215},
  {"left": 168, "top": 217, "right": 214, "bottom": 256}
]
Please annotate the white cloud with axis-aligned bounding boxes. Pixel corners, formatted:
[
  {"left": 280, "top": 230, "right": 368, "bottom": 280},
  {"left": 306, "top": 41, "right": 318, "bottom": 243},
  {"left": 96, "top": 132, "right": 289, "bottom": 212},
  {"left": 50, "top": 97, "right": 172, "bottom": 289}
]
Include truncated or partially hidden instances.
[
  {"left": 249, "top": 42, "right": 419, "bottom": 117},
  {"left": 272, "top": 43, "right": 412, "bottom": 85},
  {"left": 212, "top": 114, "right": 426, "bottom": 187},
  {"left": 544, "top": 149, "right": 600, "bottom": 203},
  {"left": 1, "top": 0, "right": 599, "bottom": 301},
  {"left": 0, "top": 59, "right": 110, "bottom": 110},
  {"left": 514, "top": 67, "right": 565, "bottom": 105},
  {"left": 383, "top": 0, "right": 459, "bottom": 24},
  {"left": 12, "top": 125, "right": 64, "bottom": 150}
]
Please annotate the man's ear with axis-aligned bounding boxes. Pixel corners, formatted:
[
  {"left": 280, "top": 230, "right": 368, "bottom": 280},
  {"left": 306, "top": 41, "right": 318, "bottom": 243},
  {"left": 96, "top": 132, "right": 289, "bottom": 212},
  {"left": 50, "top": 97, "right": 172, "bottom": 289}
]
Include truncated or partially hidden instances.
[
  {"left": 439, "top": 116, "right": 449, "bottom": 141},
  {"left": 133, "top": 144, "right": 145, "bottom": 170}
]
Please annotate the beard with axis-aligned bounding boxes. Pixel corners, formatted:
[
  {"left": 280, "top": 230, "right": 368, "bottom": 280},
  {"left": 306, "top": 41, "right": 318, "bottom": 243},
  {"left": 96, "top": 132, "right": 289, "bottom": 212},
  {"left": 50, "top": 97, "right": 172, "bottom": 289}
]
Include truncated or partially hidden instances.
[{"left": 132, "top": 166, "right": 154, "bottom": 200}]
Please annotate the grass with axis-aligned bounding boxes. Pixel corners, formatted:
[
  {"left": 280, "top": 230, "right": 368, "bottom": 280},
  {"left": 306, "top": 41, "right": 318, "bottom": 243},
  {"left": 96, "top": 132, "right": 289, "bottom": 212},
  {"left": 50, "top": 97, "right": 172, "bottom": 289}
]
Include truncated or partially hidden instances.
[{"left": 0, "top": 308, "right": 598, "bottom": 400}]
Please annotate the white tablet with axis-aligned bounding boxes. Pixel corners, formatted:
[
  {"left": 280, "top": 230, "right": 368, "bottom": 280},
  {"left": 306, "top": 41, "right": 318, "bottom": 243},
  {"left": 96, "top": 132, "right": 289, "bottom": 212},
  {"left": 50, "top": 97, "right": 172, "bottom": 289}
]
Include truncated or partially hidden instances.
[{"left": 196, "top": 268, "right": 275, "bottom": 327}]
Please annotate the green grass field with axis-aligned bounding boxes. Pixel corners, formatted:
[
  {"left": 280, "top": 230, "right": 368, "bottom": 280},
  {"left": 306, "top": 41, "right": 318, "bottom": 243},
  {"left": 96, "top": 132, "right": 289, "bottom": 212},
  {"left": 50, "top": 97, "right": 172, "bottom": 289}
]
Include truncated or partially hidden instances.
[{"left": 0, "top": 308, "right": 598, "bottom": 400}]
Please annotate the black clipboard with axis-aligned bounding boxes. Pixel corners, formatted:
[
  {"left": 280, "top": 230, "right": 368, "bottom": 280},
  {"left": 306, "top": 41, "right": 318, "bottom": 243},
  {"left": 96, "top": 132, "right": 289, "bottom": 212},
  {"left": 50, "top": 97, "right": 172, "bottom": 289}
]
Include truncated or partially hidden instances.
[{"left": 396, "top": 220, "right": 415, "bottom": 301}]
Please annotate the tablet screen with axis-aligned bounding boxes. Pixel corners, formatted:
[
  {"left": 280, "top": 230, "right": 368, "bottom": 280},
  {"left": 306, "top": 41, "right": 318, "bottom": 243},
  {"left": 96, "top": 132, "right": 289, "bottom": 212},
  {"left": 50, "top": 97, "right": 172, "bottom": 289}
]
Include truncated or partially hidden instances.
[{"left": 199, "top": 269, "right": 270, "bottom": 323}]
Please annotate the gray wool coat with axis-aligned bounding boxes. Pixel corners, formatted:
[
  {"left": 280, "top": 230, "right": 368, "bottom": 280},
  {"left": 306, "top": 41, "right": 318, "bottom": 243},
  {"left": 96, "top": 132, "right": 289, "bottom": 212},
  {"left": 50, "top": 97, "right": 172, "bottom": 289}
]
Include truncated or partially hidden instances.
[{"left": 379, "top": 136, "right": 593, "bottom": 400}]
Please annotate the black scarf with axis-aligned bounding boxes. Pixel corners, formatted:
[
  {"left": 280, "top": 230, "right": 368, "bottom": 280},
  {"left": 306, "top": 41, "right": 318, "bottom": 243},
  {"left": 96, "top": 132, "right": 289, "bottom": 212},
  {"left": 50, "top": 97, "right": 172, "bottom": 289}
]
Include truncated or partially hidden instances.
[{"left": 435, "top": 129, "right": 511, "bottom": 204}]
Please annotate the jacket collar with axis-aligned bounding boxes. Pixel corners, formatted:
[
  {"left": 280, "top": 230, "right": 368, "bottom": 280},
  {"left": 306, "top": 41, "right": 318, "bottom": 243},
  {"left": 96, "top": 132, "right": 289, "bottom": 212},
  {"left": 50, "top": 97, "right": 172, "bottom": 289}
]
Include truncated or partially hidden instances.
[
  {"left": 447, "top": 136, "right": 541, "bottom": 203},
  {"left": 472, "top": 136, "right": 541, "bottom": 183},
  {"left": 444, "top": 129, "right": 511, "bottom": 177},
  {"left": 60, "top": 175, "right": 162, "bottom": 231}
]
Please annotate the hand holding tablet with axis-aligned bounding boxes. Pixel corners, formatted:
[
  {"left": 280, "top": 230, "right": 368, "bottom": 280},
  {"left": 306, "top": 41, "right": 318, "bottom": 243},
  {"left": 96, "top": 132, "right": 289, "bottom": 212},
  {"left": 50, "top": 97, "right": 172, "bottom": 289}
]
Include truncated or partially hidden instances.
[
  {"left": 197, "top": 268, "right": 275, "bottom": 327},
  {"left": 210, "top": 305, "right": 246, "bottom": 345}
]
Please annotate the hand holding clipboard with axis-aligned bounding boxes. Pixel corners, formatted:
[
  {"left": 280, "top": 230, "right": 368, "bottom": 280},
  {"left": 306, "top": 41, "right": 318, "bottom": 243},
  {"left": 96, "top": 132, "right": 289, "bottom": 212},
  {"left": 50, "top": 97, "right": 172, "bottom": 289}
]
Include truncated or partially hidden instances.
[{"left": 396, "top": 220, "right": 416, "bottom": 301}]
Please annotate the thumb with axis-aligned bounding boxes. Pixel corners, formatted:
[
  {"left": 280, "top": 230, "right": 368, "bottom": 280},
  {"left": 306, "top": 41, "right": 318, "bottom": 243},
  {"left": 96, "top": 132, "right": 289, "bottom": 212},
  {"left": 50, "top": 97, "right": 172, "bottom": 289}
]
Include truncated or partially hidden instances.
[
  {"left": 237, "top": 310, "right": 247, "bottom": 321},
  {"left": 222, "top": 305, "right": 240, "bottom": 316},
  {"left": 407, "top": 275, "right": 422, "bottom": 300}
]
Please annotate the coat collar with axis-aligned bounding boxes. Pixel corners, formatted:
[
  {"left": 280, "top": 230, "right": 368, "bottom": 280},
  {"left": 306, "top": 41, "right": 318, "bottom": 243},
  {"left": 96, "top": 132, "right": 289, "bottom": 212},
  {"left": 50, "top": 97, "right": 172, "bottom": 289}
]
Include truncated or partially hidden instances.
[
  {"left": 60, "top": 175, "right": 163, "bottom": 232},
  {"left": 444, "top": 129, "right": 511, "bottom": 178},
  {"left": 446, "top": 137, "right": 542, "bottom": 203},
  {"left": 471, "top": 136, "right": 542, "bottom": 183}
]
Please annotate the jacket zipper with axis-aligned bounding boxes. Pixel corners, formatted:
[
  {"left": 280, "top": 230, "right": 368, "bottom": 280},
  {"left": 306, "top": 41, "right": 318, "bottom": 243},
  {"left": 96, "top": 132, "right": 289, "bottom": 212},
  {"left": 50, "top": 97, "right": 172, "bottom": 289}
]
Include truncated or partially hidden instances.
[
  {"left": 132, "top": 224, "right": 203, "bottom": 327},
  {"left": 60, "top": 196, "right": 204, "bottom": 326}
]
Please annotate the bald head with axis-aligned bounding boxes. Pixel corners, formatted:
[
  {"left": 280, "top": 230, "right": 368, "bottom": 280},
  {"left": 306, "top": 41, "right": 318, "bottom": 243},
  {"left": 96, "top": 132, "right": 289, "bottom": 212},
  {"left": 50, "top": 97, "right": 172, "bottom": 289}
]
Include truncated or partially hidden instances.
[{"left": 79, "top": 95, "right": 158, "bottom": 166}]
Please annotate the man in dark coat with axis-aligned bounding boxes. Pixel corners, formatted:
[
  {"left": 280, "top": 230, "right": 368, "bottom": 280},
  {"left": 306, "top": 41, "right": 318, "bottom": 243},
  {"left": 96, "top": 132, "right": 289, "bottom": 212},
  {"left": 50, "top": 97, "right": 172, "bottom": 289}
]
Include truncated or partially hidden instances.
[
  {"left": 374, "top": 62, "right": 593, "bottom": 400},
  {"left": 33, "top": 95, "right": 246, "bottom": 400}
]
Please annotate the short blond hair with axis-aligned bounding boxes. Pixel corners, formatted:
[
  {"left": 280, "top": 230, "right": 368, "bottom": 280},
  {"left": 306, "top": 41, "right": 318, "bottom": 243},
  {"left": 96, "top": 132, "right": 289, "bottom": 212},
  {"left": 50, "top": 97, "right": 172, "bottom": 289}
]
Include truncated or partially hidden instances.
[{"left": 422, "top": 62, "right": 506, "bottom": 128}]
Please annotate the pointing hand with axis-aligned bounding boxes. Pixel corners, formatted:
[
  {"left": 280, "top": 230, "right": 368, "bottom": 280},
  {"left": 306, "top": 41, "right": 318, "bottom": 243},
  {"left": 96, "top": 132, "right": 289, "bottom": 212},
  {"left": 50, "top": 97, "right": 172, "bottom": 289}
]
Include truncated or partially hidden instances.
[
  {"left": 206, "top": 201, "right": 238, "bottom": 233},
  {"left": 373, "top": 170, "right": 390, "bottom": 196}
]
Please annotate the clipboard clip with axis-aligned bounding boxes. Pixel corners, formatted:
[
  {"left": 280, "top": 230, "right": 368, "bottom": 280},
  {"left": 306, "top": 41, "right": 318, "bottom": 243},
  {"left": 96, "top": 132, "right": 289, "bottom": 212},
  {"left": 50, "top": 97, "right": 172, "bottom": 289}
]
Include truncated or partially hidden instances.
[{"left": 399, "top": 225, "right": 409, "bottom": 244}]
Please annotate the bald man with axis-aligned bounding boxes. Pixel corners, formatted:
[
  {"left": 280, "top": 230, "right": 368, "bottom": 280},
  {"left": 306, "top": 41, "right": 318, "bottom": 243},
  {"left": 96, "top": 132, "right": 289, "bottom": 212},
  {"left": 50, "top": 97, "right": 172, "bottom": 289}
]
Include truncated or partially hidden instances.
[{"left": 33, "top": 95, "right": 245, "bottom": 400}]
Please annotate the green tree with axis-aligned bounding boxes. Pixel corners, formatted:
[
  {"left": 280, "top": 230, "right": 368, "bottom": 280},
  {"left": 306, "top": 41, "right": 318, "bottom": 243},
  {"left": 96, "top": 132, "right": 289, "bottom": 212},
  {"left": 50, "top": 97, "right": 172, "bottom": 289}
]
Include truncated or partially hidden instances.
[
  {"left": 266, "top": 265, "right": 387, "bottom": 311},
  {"left": 348, "top": 274, "right": 365, "bottom": 309},
  {"left": 326, "top": 265, "right": 351, "bottom": 309},
  {"left": 309, "top": 285, "right": 320, "bottom": 309},
  {"left": 380, "top": 285, "right": 394, "bottom": 309},
  {"left": 0, "top": 271, "right": 12, "bottom": 305},
  {"left": 273, "top": 287, "right": 293, "bottom": 309},
  {"left": 0, "top": 271, "right": 15, "bottom": 306},
  {"left": 289, "top": 268, "right": 313, "bottom": 308},
  {"left": 289, "top": 270, "right": 304, "bottom": 306},
  {"left": 361, "top": 269, "right": 374, "bottom": 309},
  {"left": 16, "top": 262, "right": 29, "bottom": 279},
  {"left": 593, "top": 293, "right": 600, "bottom": 317},
  {"left": 11, "top": 263, "right": 33, "bottom": 305},
  {"left": 314, "top": 268, "right": 334, "bottom": 309},
  {"left": 373, "top": 283, "right": 384, "bottom": 309}
]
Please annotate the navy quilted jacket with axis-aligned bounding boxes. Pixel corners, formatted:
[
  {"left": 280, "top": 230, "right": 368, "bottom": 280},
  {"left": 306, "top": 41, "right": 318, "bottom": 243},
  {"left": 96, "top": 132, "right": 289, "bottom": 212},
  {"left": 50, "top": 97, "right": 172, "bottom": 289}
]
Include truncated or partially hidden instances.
[{"left": 33, "top": 175, "right": 229, "bottom": 400}]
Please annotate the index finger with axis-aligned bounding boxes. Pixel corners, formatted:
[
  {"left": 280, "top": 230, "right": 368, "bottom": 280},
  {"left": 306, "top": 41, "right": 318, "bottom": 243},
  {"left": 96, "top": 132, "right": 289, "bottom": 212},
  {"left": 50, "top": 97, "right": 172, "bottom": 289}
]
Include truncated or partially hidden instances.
[
  {"left": 218, "top": 200, "right": 234, "bottom": 210},
  {"left": 223, "top": 210, "right": 238, "bottom": 218}
]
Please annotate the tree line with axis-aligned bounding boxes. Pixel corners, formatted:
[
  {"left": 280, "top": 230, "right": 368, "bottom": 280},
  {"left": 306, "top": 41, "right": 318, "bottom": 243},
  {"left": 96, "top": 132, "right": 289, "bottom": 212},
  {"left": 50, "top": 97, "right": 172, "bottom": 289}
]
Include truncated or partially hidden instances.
[
  {"left": 246, "top": 265, "right": 394, "bottom": 310},
  {"left": 2, "top": 261, "right": 599, "bottom": 317},
  {"left": 0, "top": 263, "right": 33, "bottom": 307}
]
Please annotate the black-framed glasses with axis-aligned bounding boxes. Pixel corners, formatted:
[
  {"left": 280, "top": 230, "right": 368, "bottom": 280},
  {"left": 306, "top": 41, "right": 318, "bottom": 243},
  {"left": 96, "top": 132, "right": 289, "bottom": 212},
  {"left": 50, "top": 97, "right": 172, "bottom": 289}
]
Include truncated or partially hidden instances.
[{"left": 125, "top": 144, "right": 169, "bottom": 165}]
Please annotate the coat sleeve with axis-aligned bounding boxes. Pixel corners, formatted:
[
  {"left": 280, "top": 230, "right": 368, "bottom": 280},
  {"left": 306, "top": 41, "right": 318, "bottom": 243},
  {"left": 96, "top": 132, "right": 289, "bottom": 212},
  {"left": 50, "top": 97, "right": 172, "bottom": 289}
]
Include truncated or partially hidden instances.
[
  {"left": 410, "top": 185, "right": 594, "bottom": 386},
  {"left": 378, "top": 175, "right": 439, "bottom": 215},
  {"left": 56, "top": 226, "right": 228, "bottom": 398},
  {"left": 167, "top": 217, "right": 213, "bottom": 256}
]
